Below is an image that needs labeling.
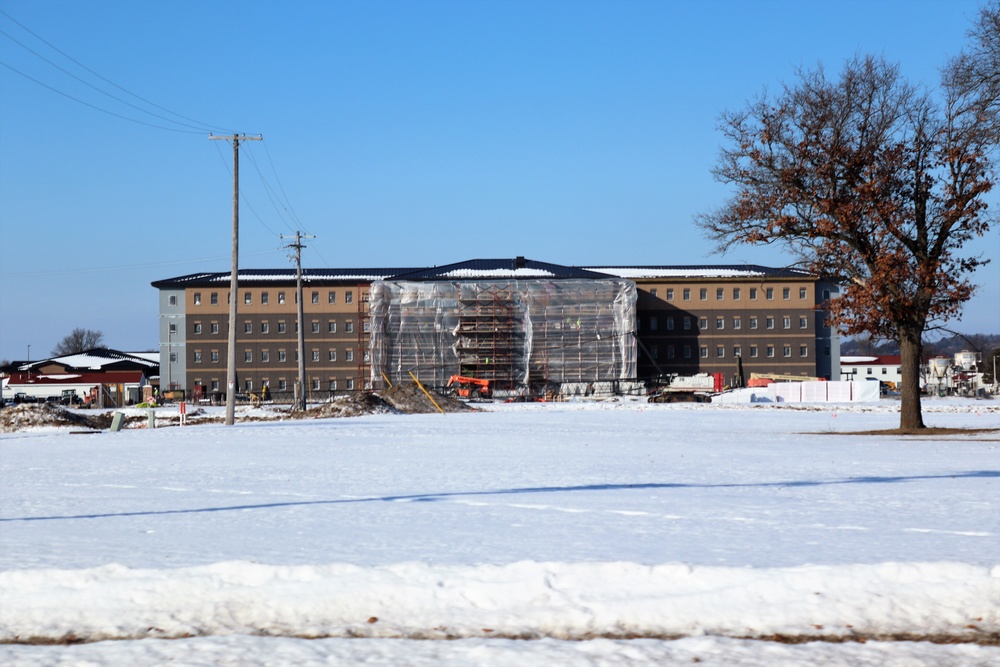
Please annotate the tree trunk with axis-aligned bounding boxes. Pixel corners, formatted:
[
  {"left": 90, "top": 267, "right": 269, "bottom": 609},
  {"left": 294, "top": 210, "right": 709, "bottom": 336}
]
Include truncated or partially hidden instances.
[{"left": 898, "top": 332, "right": 926, "bottom": 430}]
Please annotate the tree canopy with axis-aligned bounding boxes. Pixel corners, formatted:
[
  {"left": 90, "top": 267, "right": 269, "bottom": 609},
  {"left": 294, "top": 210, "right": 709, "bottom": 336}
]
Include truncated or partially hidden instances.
[
  {"left": 52, "top": 328, "right": 105, "bottom": 357},
  {"left": 698, "top": 3, "right": 999, "bottom": 430}
]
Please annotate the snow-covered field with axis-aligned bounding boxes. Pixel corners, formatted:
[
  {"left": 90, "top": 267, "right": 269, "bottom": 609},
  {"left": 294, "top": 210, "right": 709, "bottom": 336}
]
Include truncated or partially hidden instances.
[{"left": 1, "top": 398, "right": 998, "bottom": 666}]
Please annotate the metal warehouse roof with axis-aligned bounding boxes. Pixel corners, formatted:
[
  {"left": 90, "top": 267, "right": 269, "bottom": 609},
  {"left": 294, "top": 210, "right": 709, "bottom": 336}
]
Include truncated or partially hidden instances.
[{"left": 152, "top": 260, "right": 816, "bottom": 288}]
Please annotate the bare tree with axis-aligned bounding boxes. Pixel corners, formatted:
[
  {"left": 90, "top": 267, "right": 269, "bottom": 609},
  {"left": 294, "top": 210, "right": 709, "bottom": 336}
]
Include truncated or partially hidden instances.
[
  {"left": 697, "top": 5, "right": 999, "bottom": 430},
  {"left": 52, "top": 328, "right": 105, "bottom": 356}
]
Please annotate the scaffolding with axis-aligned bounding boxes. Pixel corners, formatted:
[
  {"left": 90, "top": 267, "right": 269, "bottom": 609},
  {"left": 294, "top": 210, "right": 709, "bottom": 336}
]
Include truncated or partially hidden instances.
[{"left": 369, "top": 279, "right": 637, "bottom": 395}]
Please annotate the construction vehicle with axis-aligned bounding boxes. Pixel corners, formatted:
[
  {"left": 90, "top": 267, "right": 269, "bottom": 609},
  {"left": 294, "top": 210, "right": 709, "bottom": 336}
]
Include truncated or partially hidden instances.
[
  {"left": 446, "top": 375, "right": 492, "bottom": 400},
  {"left": 647, "top": 373, "right": 724, "bottom": 403}
]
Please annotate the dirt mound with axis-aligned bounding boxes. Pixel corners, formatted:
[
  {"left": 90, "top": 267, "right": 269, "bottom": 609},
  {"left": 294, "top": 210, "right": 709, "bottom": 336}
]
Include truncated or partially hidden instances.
[
  {"left": 0, "top": 404, "right": 103, "bottom": 432},
  {"left": 379, "top": 382, "right": 473, "bottom": 414},
  {"left": 308, "top": 393, "right": 400, "bottom": 419}
]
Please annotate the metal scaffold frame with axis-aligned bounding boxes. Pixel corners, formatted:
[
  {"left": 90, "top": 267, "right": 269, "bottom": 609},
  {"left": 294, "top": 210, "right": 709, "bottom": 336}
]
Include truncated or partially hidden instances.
[{"left": 369, "top": 279, "right": 637, "bottom": 395}]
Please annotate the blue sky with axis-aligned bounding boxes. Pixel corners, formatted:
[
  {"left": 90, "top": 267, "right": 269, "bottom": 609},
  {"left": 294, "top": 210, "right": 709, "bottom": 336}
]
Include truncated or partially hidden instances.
[{"left": 1, "top": 0, "right": 997, "bottom": 360}]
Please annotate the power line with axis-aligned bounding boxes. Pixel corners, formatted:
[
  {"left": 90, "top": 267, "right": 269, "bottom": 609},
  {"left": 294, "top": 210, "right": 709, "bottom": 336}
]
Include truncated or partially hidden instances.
[
  {"left": 0, "top": 60, "right": 206, "bottom": 134},
  {"left": 0, "top": 8, "right": 235, "bottom": 134}
]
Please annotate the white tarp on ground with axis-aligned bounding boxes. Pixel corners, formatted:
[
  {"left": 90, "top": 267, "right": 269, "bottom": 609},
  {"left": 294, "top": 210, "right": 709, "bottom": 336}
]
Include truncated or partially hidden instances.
[{"left": 714, "top": 380, "right": 881, "bottom": 404}]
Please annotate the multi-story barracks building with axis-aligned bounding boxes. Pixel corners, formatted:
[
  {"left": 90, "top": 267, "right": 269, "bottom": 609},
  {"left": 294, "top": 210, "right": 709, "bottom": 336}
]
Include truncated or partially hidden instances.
[{"left": 152, "top": 257, "right": 840, "bottom": 402}]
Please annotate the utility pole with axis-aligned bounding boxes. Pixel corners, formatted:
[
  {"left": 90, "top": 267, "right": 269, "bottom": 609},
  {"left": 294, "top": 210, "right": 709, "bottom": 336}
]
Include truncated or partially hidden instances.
[
  {"left": 281, "top": 231, "right": 315, "bottom": 411},
  {"left": 209, "top": 133, "right": 262, "bottom": 425}
]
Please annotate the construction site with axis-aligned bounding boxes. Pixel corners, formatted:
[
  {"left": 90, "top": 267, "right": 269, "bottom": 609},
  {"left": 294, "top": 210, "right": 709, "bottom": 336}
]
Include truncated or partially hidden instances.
[{"left": 368, "top": 279, "right": 639, "bottom": 398}]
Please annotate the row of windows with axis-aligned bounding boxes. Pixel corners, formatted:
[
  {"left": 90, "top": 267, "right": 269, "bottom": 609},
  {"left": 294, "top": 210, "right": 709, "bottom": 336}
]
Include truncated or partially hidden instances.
[
  {"left": 170, "top": 289, "right": 357, "bottom": 307},
  {"left": 192, "top": 348, "right": 367, "bottom": 364},
  {"left": 649, "top": 344, "right": 810, "bottom": 360},
  {"left": 644, "top": 314, "right": 811, "bottom": 332},
  {"left": 648, "top": 286, "right": 809, "bottom": 303},
  {"left": 184, "top": 319, "right": 364, "bottom": 335},
  {"left": 193, "top": 378, "right": 358, "bottom": 393}
]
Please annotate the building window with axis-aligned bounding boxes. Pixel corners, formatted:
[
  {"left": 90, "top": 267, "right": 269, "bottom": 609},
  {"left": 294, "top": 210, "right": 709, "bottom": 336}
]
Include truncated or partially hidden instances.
[
  {"left": 261, "top": 292, "right": 269, "bottom": 305},
  {"left": 649, "top": 288, "right": 657, "bottom": 299},
  {"left": 767, "top": 345, "right": 775, "bottom": 358},
  {"left": 278, "top": 379, "right": 287, "bottom": 391},
  {"left": 733, "top": 345, "right": 742, "bottom": 357},
  {"left": 700, "top": 345, "right": 709, "bottom": 358},
  {"left": 346, "top": 379, "right": 354, "bottom": 391},
  {"left": 311, "top": 321, "right": 320, "bottom": 334},
  {"left": 683, "top": 345, "right": 692, "bottom": 359},
  {"left": 363, "top": 321, "right": 371, "bottom": 333},
  {"left": 799, "top": 316, "right": 808, "bottom": 329},
  {"left": 823, "top": 289, "right": 831, "bottom": 301},
  {"left": 194, "top": 293, "right": 202, "bottom": 305},
  {"left": 699, "top": 317, "right": 708, "bottom": 330},
  {"left": 211, "top": 292, "right": 219, "bottom": 305},
  {"left": 169, "top": 295, "right": 177, "bottom": 306},
  {"left": 666, "top": 317, "right": 674, "bottom": 331},
  {"left": 750, "top": 288, "right": 757, "bottom": 300},
  {"left": 800, "top": 345, "right": 808, "bottom": 357},
  {"left": 683, "top": 288, "right": 691, "bottom": 301},
  {"left": 799, "top": 287, "right": 807, "bottom": 300},
  {"left": 244, "top": 322, "right": 253, "bottom": 334},
  {"left": 211, "top": 380, "right": 219, "bottom": 392},
  {"left": 245, "top": 350, "right": 253, "bottom": 363},
  {"left": 666, "top": 345, "right": 675, "bottom": 359},
  {"left": 345, "top": 321, "right": 354, "bottom": 334},
  {"left": 244, "top": 292, "right": 252, "bottom": 305},
  {"left": 699, "top": 288, "right": 708, "bottom": 300},
  {"left": 278, "top": 292, "right": 286, "bottom": 304},
  {"left": 750, "top": 345, "right": 758, "bottom": 358},
  {"left": 733, "top": 287, "right": 741, "bottom": 300},
  {"left": 666, "top": 288, "right": 674, "bottom": 301},
  {"left": 651, "top": 346, "right": 659, "bottom": 360},
  {"left": 683, "top": 317, "right": 691, "bottom": 330},
  {"left": 211, "top": 351, "right": 219, "bottom": 363},
  {"left": 882, "top": 368, "right": 888, "bottom": 375},
  {"left": 766, "top": 287, "right": 774, "bottom": 300},
  {"left": 278, "top": 322, "right": 286, "bottom": 334},
  {"left": 650, "top": 317, "right": 658, "bottom": 331},
  {"left": 312, "top": 350, "right": 320, "bottom": 362},
  {"left": 211, "top": 322, "right": 220, "bottom": 334},
  {"left": 328, "top": 349, "right": 337, "bottom": 362},
  {"left": 326, "top": 291, "right": 336, "bottom": 304},
  {"left": 329, "top": 379, "right": 337, "bottom": 391},
  {"left": 749, "top": 317, "right": 758, "bottom": 330},
  {"left": 345, "top": 349, "right": 354, "bottom": 362},
  {"left": 329, "top": 321, "right": 337, "bottom": 334},
  {"left": 716, "top": 346, "right": 725, "bottom": 358},
  {"left": 310, "top": 379, "right": 319, "bottom": 391},
  {"left": 716, "top": 317, "right": 724, "bottom": 330},
  {"left": 194, "top": 351, "right": 202, "bottom": 363},
  {"left": 278, "top": 350, "right": 287, "bottom": 362},
  {"left": 311, "top": 291, "right": 319, "bottom": 304},
  {"left": 783, "top": 345, "right": 792, "bottom": 358},
  {"left": 782, "top": 287, "right": 790, "bottom": 300},
  {"left": 766, "top": 317, "right": 775, "bottom": 330},
  {"left": 783, "top": 317, "right": 791, "bottom": 329},
  {"left": 733, "top": 317, "right": 741, "bottom": 330},
  {"left": 169, "top": 323, "right": 177, "bottom": 334},
  {"left": 261, "top": 321, "right": 269, "bottom": 334},
  {"left": 261, "top": 350, "right": 269, "bottom": 362},
  {"left": 346, "top": 291, "right": 354, "bottom": 304},
  {"left": 716, "top": 287, "right": 724, "bottom": 301}
]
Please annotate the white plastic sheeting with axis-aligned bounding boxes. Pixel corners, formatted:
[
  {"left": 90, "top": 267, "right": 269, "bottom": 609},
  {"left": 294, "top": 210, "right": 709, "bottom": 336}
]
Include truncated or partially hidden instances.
[
  {"left": 369, "top": 279, "right": 637, "bottom": 392},
  {"left": 713, "top": 381, "right": 881, "bottom": 404}
]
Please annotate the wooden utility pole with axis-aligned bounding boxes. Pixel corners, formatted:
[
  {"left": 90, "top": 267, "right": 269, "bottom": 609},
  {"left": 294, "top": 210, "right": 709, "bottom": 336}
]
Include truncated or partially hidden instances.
[
  {"left": 281, "top": 231, "right": 315, "bottom": 411},
  {"left": 209, "top": 133, "right": 262, "bottom": 426}
]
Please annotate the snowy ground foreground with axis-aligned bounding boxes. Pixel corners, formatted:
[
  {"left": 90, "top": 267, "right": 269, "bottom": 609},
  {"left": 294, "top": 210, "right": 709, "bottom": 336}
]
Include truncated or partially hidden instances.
[{"left": 0, "top": 398, "right": 998, "bottom": 666}]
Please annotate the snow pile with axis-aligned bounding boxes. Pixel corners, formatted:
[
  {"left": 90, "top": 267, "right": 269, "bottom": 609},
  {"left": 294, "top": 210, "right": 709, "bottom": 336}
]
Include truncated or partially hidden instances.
[{"left": 1, "top": 560, "right": 997, "bottom": 644}]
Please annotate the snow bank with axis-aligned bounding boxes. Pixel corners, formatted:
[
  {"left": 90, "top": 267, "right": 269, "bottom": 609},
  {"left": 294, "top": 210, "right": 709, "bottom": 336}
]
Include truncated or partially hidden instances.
[{"left": 2, "top": 560, "right": 997, "bottom": 644}]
